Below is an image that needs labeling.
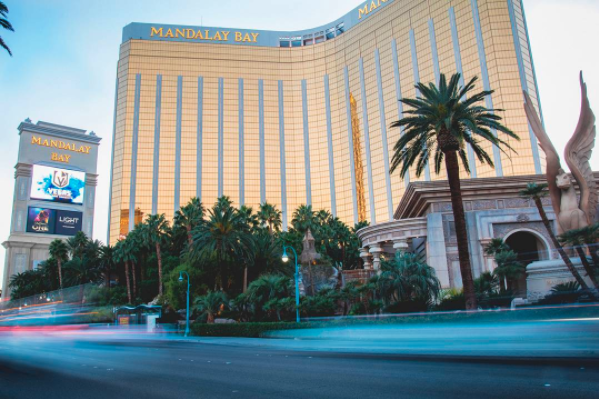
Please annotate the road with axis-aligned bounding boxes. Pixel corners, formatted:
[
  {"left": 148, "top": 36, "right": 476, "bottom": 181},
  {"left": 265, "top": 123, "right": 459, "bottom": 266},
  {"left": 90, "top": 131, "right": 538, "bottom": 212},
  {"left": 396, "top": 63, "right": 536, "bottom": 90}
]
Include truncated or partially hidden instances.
[{"left": 1, "top": 333, "right": 598, "bottom": 399}]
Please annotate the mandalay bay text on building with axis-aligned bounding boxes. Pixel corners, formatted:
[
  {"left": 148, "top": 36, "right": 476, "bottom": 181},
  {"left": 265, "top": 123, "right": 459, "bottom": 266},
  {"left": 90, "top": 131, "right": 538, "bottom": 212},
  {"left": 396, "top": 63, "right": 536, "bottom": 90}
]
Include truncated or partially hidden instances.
[{"left": 109, "top": 0, "right": 544, "bottom": 243}]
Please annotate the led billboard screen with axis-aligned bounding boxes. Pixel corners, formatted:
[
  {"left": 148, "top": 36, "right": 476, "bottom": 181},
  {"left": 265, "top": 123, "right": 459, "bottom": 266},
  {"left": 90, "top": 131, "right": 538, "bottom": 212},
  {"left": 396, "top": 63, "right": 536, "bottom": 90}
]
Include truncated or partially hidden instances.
[
  {"left": 30, "top": 165, "right": 85, "bottom": 204},
  {"left": 26, "top": 207, "right": 56, "bottom": 234},
  {"left": 55, "top": 210, "right": 83, "bottom": 236},
  {"left": 26, "top": 207, "right": 83, "bottom": 236}
]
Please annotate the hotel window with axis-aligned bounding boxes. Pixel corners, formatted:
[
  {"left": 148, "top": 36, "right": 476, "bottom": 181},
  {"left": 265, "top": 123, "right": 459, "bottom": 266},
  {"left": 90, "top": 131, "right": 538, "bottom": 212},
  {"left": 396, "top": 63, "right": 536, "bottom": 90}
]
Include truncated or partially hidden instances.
[
  {"left": 279, "top": 40, "right": 290, "bottom": 47},
  {"left": 314, "top": 31, "right": 324, "bottom": 44},
  {"left": 326, "top": 27, "right": 335, "bottom": 40},
  {"left": 336, "top": 22, "right": 344, "bottom": 36},
  {"left": 303, "top": 34, "right": 313, "bottom": 46},
  {"left": 291, "top": 37, "right": 302, "bottom": 47}
]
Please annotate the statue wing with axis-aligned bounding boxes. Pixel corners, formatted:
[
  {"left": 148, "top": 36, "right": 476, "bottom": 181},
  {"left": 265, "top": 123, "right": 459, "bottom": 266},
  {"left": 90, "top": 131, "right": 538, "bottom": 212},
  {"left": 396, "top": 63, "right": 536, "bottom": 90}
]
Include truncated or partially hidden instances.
[
  {"left": 523, "top": 90, "right": 561, "bottom": 217},
  {"left": 565, "top": 72, "right": 598, "bottom": 224}
]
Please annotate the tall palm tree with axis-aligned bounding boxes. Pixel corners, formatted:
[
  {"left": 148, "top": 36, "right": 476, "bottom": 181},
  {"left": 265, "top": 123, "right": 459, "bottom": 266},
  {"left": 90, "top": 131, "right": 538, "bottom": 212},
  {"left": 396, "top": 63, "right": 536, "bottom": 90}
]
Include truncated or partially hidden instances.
[
  {"left": 63, "top": 257, "right": 101, "bottom": 305},
  {"left": 291, "top": 204, "right": 315, "bottom": 233},
  {"left": 174, "top": 197, "right": 205, "bottom": 249},
  {"left": 192, "top": 198, "right": 252, "bottom": 291},
  {"left": 257, "top": 202, "right": 282, "bottom": 234},
  {"left": 113, "top": 240, "right": 132, "bottom": 303},
  {"left": 195, "top": 291, "right": 228, "bottom": 323},
  {"left": 49, "top": 239, "right": 69, "bottom": 290},
  {"left": 238, "top": 205, "right": 259, "bottom": 231},
  {"left": 519, "top": 182, "right": 592, "bottom": 293},
  {"left": 559, "top": 227, "right": 599, "bottom": 290},
  {"left": 124, "top": 228, "right": 142, "bottom": 298},
  {"left": 98, "top": 245, "right": 115, "bottom": 289},
  {"left": 66, "top": 231, "right": 89, "bottom": 260},
  {"left": 0, "top": 2, "right": 13, "bottom": 56},
  {"left": 390, "top": 73, "right": 519, "bottom": 310},
  {"left": 141, "top": 214, "right": 170, "bottom": 297}
]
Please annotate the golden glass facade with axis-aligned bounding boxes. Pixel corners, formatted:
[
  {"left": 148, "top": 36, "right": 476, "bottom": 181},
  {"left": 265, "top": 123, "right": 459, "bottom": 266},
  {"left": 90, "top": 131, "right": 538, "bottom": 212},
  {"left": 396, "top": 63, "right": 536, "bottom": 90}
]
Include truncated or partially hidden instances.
[{"left": 109, "top": 0, "right": 544, "bottom": 243}]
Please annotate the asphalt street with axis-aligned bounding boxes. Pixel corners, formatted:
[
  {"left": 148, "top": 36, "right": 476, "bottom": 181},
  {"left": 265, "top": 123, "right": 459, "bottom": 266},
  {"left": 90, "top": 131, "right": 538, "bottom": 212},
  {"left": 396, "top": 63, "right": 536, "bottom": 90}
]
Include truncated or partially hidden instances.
[{"left": 1, "top": 335, "right": 598, "bottom": 399}]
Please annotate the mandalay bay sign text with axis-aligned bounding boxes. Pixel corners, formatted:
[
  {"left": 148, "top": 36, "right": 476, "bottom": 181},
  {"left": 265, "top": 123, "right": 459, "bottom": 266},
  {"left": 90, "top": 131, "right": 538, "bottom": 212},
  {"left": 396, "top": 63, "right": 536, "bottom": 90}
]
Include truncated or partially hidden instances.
[{"left": 150, "top": 27, "right": 259, "bottom": 43}]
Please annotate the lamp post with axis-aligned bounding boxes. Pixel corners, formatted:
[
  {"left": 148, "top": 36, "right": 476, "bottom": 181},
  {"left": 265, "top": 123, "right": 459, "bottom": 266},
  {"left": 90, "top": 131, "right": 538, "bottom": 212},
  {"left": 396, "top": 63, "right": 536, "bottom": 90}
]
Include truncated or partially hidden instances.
[
  {"left": 178, "top": 271, "right": 190, "bottom": 337},
  {"left": 282, "top": 245, "right": 300, "bottom": 323}
]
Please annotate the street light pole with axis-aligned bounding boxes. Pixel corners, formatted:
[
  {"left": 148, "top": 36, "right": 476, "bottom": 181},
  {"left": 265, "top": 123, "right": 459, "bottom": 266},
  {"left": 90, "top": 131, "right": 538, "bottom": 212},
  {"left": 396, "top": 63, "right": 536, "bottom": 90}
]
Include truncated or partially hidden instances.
[
  {"left": 282, "top": 245, "right": 300, "bottom": 323},
  {"left": 178, "top": 271, "right": 190, "bottom": 337}
]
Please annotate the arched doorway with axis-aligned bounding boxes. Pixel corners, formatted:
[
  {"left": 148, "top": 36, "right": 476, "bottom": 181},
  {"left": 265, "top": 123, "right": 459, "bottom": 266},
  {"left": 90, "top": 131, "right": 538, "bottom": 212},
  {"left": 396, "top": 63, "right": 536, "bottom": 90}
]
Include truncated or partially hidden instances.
[{"left": 504, "top": 230, "right": 549, "bottom": 295}]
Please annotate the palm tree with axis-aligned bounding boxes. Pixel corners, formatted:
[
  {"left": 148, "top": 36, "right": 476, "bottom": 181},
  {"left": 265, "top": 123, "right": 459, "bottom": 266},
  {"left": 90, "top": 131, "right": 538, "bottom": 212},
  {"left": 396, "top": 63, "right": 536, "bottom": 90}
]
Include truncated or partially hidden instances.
[
  {"left": 63, "top": 257, "right": 102, "bottom": 305},
  {"left": 492, "top": 250, "right": 525, "bottom": 292},
  {"left": 113, "top": 240, "right": 132, "bottom": 303},
  {"left": 49, "top": 239, "right": 69, "bottom": 290},
  {"left": 192, "top": 199, "right": 252, "bottom": 291},
  {"left": 141, "top": 214, "right": 170, "bottom": 297},
  {"left": 519, "top": 182, "right": 591, "bottom": 292},
  {"left": 245, "top": 274, "right": 292, "bottom": 321},
  {"left": 474, "top": 271, "right": 499, "bottom": 298},
  {"left": 291, "top": 204, "right": 316, "bottom": 234},
  {"left": 0, "top": 2, "right": 13, "bottom": 56},
  {"left": 124, "top": 228, "right": 142, "bottom": 298},
  {"left": 66, "top": 231, "right": 89, "bottom": 260},
  {"left": 174, "top": 197, "right": 205, "bottom": 249},
  {"left": 98, "top": 245, "right": 115, "bottom": 289},
  {"left": 559, "top": 227, "right": 599, "bottom": 290},
  {"left": 484, "top": 238, "right": 510, "bottom": 257},
  {"left": 374, "top": 252, "right": 441, "bottom": 306},
  {"left": 238, "top": 205, "right": 260, "bottom": 231},
  {"left": 257, "top": 202, "right": 282, "bottom": 234},
  {"left": 389, "top": 73, "right": 519, "bottom": 310},
  {"left": 195, "top": 291, "right": 228, "bottom": 323}
]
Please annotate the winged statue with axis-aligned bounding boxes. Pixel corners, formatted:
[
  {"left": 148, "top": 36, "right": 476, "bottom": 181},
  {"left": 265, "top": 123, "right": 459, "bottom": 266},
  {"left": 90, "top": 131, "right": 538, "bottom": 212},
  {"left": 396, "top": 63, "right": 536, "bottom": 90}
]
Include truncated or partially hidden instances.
[{"left": 523, "top": 72, "right": 598, "bottom": 234}]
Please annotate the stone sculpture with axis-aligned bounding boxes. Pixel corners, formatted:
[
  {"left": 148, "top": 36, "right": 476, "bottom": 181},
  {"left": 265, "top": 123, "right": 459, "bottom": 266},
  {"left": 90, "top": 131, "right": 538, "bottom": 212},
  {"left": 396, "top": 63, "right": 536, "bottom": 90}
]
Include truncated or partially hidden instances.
[{"left": 524, "top": 72, "right": 598, "bottom": 233}]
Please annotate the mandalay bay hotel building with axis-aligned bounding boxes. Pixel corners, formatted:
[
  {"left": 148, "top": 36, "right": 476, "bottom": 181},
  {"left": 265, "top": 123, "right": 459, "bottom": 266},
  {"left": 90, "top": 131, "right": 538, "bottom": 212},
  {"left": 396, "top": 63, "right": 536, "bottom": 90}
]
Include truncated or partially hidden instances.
[{"left": 109, "top": 0, "right": 544, "bottom": 243}]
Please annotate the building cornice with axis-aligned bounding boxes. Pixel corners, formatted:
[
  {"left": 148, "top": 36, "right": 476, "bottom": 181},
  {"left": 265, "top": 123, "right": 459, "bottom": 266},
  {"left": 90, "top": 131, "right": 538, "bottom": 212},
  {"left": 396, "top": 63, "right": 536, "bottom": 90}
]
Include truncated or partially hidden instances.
[
  {"left": 394, "top": 173, "right": 599, "bottom": 220},
  {"left": 18, "top": 120, "right": 102, "bottom": 144}
]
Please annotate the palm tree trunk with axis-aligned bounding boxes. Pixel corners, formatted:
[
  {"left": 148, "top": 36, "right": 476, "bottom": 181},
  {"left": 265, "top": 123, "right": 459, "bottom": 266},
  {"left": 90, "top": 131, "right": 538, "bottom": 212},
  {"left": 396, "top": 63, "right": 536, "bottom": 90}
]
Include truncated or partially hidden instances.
[
  {"left": 79, "top": 284, "right": 85, "bottom": 308},
  {"left": 587, "top": 242, "right": 599, "bottom": 266},
  {"left": 57, "top": 260, "right": 63, "bottom": 290},
  {"left": 575, "top": 246, "right": 599, "bottom": 290},
  {"left": 187, "top": 226, "right": 193, "bottom": 249},
  {"left": 533, "top": 198, "right": 593, "bottom": 293},
  {"left": 308, "top": 264, "right": 315, "bottom": 296},
  {"left": 243, "top": 266, "right": 248, "bottom": 293},
  {"left": 444, "top": 150, "right": 477, "bottom": 310},
  {"left": 131, "top": 262, "right": 137, "bottom": 298},
  {"left": 125, "top": 261, "right": 132, "bottom": 304},
  {"left": 57, "top": 259, "right": 64, "bottom": 301},
  {"left": 156, "top": 243, "right": 163, "bottom": 296}
]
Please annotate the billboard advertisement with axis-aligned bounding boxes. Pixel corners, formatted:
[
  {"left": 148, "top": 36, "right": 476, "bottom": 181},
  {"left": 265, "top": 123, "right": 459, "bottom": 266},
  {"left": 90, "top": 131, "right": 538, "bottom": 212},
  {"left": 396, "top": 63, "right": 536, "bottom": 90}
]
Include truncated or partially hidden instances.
[
  {"left": 55, "top": 210, "right": 83, "bottom": 236},
  {"left": 26, "top": 207, "right": 56, "bottom": 234},
  {"left": 26, "top": 207, "right": 83, "bottom": 236},
  {"left": 30, "top": 165, "right": 85, "bottom": 204}
]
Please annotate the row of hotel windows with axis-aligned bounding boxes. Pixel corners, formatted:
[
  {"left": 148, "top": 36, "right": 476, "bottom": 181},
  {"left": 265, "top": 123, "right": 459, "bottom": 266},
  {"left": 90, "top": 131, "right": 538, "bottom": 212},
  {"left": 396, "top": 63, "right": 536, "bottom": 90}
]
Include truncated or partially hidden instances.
[{"left": 279, "top": 22, "right": 345, "bottom": 48}]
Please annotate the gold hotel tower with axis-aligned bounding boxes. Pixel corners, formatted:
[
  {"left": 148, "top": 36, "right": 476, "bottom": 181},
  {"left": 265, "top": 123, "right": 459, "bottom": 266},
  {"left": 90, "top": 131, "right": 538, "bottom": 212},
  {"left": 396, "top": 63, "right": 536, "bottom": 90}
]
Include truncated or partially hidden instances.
[{"left": 109, "top": 0, "right": 544, "bottom": 243}]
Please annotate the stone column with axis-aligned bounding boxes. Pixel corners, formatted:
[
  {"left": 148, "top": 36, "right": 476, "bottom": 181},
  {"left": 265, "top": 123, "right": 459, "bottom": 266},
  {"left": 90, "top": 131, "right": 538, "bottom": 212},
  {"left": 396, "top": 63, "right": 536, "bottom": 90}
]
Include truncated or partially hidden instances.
[
  {"left": 369, "top": 243, "right": 383, "bottom": 272},
  {"left": 359, "top": 247, "right": 372, "bottom": 270},
  {"left": 393, "top": 238, "right": 409, "bottom": 254}
]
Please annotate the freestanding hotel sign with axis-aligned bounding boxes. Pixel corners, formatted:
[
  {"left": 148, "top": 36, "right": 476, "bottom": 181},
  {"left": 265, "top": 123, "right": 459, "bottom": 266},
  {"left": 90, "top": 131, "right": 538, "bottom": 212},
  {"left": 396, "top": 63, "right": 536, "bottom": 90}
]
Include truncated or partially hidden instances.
[{"left": 1, "top": 120, "right": 101, "bottom": 299}]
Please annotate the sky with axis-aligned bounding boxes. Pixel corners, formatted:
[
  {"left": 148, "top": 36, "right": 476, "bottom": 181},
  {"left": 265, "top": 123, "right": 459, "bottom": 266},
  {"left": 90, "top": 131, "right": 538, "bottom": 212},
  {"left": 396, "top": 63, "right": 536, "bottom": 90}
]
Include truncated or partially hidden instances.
[{"left": 0, "top": 0, "right": 598, "bottom": 290}]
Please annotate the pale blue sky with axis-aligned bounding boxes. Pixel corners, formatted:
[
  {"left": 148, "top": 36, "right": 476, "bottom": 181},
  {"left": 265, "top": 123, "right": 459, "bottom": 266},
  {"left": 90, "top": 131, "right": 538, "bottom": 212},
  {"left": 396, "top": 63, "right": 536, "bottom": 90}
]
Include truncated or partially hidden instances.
[{"left": 1, "top": 0, "right": 598, "bottom": 290}]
